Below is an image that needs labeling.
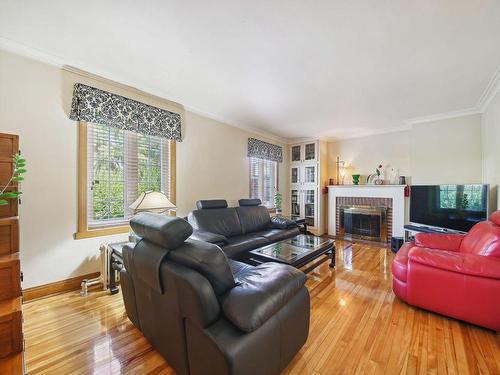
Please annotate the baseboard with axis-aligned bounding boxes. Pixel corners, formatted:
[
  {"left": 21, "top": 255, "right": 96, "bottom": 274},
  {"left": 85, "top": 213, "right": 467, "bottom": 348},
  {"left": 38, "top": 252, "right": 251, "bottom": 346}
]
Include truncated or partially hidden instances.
[{"left": 22, "top": 272, "right": 100, "bottom": 302}]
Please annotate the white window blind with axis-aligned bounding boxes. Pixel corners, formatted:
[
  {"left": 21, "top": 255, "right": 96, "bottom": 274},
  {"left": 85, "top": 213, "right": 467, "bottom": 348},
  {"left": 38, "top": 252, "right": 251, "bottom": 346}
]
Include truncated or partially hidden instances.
[
  {"left": 249, "top": 157, "right": 277, "bottom": 208},
  {"left": 87, "top": 123, "right": 171, "bottom": 229}
]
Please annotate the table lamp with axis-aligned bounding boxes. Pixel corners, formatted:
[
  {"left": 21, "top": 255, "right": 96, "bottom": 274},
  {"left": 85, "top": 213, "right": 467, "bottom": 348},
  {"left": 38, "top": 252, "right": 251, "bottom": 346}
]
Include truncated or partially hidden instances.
[{"left": 129, "top": 191, "right": 176, "bottom": 214}]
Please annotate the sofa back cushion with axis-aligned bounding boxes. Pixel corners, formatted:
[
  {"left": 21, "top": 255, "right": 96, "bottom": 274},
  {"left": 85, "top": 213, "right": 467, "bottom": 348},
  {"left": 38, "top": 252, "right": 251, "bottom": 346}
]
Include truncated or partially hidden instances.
[
  {"left": 130, "top": 213, "right": 193, "bottom": 249},
  {"left": 188, "top": 208, "right": 243, "bottom": 237},
  {"left": 169, "top": 239, "right": 236, "bottom": 296},
  {"left": 460, "top": 220, "right": 500, "bottom": 257},
  {"left": 236, "top": 206, "right": 271, "bottom": 234}
]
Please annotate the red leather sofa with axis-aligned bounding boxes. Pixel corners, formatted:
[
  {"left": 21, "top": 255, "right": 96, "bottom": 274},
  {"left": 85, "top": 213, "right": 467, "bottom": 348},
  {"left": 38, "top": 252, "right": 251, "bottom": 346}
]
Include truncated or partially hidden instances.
[{"left": 392, "top": 211, "right": 500, "bottom": 331}]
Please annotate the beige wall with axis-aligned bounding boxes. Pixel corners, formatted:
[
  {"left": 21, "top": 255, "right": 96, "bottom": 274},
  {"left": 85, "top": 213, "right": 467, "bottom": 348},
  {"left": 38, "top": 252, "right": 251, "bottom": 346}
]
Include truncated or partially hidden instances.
[
  {"left": 327, "top": 130, "right": 411, "bottom": 184},
  {"left": 482, "top": 90, "right": 500, "bottom": 210},
  {"left": 176, "top": 111, "right": 289, "bottom": 217},
  {"left": 0, "top": 50, "right": 288, "bottom": 288},
  {"left": 327, "top": 115, "right": 483, "bottom": 185},
  {"left": 410, "top": 115, "right": 483, "bottom": 184}
]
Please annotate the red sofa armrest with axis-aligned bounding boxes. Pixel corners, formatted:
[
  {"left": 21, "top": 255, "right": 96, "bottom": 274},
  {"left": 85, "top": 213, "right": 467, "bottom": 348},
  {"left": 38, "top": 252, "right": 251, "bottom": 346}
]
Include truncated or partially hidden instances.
[
  {"left": 408, "top": 247, "right": 500, "bottom": 279},
  {"left": 414, "top": 233, "right": 465, "bottom": 252}
]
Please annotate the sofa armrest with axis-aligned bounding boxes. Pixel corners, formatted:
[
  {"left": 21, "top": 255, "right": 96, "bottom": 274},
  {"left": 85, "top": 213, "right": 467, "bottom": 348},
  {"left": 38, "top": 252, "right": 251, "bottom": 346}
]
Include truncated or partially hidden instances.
[
  {"left": 190, "top": 229, "right": 228, "bottom": 245},
  {"left": 269, "top": 216, "right": 298, "bottom": 229},
  {"left": 221, "top": 263, "right": 307, "bottom": 332},
  {"left": 408, "top": 247, "right": 500, "bottom": 279},
  {"left": 414, "top": 233, "right": 464, "bottom": 252}
]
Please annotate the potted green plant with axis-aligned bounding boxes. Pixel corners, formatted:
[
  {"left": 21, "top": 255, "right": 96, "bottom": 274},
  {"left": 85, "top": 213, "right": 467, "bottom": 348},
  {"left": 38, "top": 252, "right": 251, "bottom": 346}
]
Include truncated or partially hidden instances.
[
  {"left": 274, "top": 190, "right": 283, "bottom": 215},
  {"left": 0, "top": 154, "right": 26, "bottom": 206}
]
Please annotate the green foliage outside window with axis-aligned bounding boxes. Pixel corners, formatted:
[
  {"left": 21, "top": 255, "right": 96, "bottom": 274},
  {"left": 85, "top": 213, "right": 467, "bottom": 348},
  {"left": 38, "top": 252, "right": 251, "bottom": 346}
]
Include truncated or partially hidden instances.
[{"left": 90, "top": 124, "right": 164, "bottom": 223}]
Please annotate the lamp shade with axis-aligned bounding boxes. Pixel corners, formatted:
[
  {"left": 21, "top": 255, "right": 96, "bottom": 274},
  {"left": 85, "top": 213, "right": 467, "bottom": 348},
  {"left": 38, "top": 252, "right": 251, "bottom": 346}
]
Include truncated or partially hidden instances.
[{"left": 129, "top": 191, "right": 176, "bottom": 213}]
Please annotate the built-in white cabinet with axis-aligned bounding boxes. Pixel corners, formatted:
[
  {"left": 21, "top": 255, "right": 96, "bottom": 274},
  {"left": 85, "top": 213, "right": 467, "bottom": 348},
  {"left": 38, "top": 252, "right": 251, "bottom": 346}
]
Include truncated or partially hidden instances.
[
  {"left": 289, "top": 141, "right": 321, "bottom": 231},
  {"left": 290, "top": 141, "right": 318, "bottom": 164},
  {"left": 290, "top": 164, "right": 318, "bottom": 186},
  {"left": 291, "top": 188, "right": 318, "bottom": 228}
]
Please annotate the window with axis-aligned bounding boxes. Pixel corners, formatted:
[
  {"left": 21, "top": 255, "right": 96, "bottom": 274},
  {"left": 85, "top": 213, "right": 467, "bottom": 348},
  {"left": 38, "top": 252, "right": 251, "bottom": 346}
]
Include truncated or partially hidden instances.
[
  {"left": 439, "top": 184, "right": 486, "bottom": 211},
  {"left": 439, "top": 185, "right": 457, "bottom": 209},
  {"left": 249, "top": 157, "right": 278, "bottom": 208},
  {"left": 76, "top": 122, "right": 175, "bottom": 238}
]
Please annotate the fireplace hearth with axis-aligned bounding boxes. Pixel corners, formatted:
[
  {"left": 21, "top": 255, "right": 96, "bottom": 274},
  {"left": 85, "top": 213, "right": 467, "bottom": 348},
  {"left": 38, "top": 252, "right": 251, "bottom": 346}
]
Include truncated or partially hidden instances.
[{"left": 339, "top": 205, "right": 388, "bottom": 243}]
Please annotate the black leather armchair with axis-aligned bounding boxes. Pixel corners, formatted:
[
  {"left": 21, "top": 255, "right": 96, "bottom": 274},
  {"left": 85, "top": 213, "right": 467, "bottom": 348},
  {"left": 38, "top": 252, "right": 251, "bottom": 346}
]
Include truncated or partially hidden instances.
[
  {"left": 121, "top": 213, "right": 310, "bottom": 375},
  {"left": 187, "top": 199, "right": 299, "bottom": 259}
]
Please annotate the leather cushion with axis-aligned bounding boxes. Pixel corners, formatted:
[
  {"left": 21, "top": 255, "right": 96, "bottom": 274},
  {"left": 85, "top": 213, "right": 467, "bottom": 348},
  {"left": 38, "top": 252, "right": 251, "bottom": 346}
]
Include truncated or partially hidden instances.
[
  {"left": 188, "top": 208, "right": 243, "bottom": 237},
  {"left": 222, "top": 263, "right": 307, "bottom": 332},
  {"left": 236, "top": 206, "right": 271, "bottom": 234},
  {"left": 222, "top": 234, "right": 270, "bottom": 259},
  {"left": 414, "top": 233, "right": 464, "bottom": 252},
  {"left": 409, "top": 247, "right": 500, "bottom": 279},
  {"left": 196, "top": 199, "right": 228, "bottom": 209},
  {"left": 130, "top": 213, "right": 193, "bottom": 249},
  {"left": 459, "top": 221, "right": 500, "bottom": 257},
  {"left": 255, "top": 228, "right": 300, "bottom": 243},
  {"left": 238, "top": 198, "right": 262, "bottom": 206},
  {"left": 228, "top": 259, "right": 254, "bottom": 277},
  {"left": 392, "top": 241, "right": 413, "bottom": 282},
  {"left": 490, "top": 210, "right": 500, "bottom": 226},
  {"left": 168, "top": 239, "right": 236, "bottom": 296},
  {"left": 190, "top": 229, "right": 228, "bottom": 245}
]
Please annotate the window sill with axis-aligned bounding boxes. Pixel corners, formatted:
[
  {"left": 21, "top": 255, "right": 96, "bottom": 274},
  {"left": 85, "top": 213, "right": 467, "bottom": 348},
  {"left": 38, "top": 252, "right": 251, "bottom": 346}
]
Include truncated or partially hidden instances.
[{"left": 74, "top": 225, "right": 130, "bottom": 240}]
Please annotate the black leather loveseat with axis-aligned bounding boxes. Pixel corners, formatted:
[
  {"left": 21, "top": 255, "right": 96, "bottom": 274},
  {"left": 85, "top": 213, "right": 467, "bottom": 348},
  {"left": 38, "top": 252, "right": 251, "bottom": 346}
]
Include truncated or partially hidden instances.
[
  {"left": 121, "top": 213, "right": 310, "bottom": 375},
  {"left": 187, "top": 199, "right": 299, "bottom": 259}
]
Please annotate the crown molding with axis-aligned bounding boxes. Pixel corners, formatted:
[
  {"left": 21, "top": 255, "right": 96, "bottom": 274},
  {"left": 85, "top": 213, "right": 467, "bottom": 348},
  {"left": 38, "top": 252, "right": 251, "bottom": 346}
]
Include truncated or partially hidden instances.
[
  {"left": 2, "top": 36, "right": 500, "bottom": 144},
  {"left": 0, "top": 37, "right": 289, "bottom": 145},
  {"left": 182, "top": 105, "right": 290, "bottom": 144},
  {"left": 403, "top": 107, "right": 481, "bottom": 126},
  {"left": 0, "top": 36, "right": 64, "bottom": 67},
  {"left": 477, "top": 63, "right": 500, "bottom": 112},
  {"left": 322, "top": 123, "right": 413, "bottom": 142}
]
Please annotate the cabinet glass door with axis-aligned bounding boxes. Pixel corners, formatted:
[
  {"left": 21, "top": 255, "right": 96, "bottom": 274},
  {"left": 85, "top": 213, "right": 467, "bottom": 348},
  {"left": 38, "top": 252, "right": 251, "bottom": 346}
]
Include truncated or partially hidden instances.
[
  {"left": 291, "top": 166, "right": 300, "bottom": 185},
  {"left": 291, "top": 145, "right": 302, "bottom": 163},
  {"left": 304, "top": 142, "right": 317, "bottom": 162},
  {"left": 303, "top": 189, "right": 316, "bottom": 227},
  {"left": 303, "top": 165, "right": 317, "bottom": 185},
  {"left": 291, "top": 189, "right": 300, "bottom": 219}
]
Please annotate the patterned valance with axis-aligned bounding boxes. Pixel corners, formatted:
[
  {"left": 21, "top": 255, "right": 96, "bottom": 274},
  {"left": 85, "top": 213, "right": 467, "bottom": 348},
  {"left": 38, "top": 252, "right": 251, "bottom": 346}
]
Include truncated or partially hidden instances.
[
  {"left": 69, "top": 83, "right": 182, "bottom": 141},
  {"left": 247, "top": 138, "right": 283, "bottom": 163}
]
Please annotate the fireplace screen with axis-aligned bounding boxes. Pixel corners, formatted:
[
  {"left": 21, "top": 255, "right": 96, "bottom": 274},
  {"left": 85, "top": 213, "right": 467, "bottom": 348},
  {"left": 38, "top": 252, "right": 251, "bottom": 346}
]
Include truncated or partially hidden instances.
[{"left": 339, "top": 205, "right": 388, "bottom": 243}]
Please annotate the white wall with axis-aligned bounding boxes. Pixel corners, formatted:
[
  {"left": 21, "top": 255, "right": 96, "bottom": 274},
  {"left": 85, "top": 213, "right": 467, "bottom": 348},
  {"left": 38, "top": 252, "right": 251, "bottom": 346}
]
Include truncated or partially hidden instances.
[
  {"left": 327, "top": 115, "right": 483, "bottom": 185},
  {"left": 410, "top": 115, "right": 483, "bottom": 184},
  {"left": 327, "top": 130, "right": 411, "bottom": 183},
  {"left": 482, "top": 90, "right": 500, "bottom": 210},
  {"left": 0, "top": 50, "right": 288, "bottom": 288},
  {"left": 176, "top": 111, "right": 289, "bottom": 217}
]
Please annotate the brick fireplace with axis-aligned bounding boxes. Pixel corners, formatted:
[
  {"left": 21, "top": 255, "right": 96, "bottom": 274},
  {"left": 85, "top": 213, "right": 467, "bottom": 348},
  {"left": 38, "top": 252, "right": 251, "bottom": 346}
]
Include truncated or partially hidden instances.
[
  {"left": 336, "top": 197, "right": 393, "bottom": 243},
  {"left": 327, "top": 185, "right": 406, "bottom": 242}
]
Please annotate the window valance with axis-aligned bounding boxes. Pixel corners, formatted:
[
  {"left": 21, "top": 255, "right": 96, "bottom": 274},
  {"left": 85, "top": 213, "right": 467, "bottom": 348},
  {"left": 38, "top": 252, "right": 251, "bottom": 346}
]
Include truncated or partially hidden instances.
[
  {"left": 69, "top": 83, "right": 182, "bottom": 141},
  {"left": 247, "top": 138, "right": 283, "bottom": 163}
]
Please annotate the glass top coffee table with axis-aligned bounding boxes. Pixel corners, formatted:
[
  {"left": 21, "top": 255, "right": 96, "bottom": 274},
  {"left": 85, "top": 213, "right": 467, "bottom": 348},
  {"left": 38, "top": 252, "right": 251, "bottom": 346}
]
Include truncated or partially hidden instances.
[{"left": 246, "top": 235, "right": 335, "bottom": 273}]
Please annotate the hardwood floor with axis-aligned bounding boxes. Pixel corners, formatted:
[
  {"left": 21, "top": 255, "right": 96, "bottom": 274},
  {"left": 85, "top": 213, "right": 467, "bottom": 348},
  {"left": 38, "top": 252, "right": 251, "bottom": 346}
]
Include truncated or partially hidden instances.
[{"left": 23, "top": 241, "right": 500, "bottom": 375}]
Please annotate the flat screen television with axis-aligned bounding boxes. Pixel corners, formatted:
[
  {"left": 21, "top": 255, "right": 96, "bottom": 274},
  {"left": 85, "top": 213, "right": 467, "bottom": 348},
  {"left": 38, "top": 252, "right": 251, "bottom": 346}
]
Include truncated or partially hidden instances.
[{"left": 410, "top": 184, "right": 489, "bottom": 232}]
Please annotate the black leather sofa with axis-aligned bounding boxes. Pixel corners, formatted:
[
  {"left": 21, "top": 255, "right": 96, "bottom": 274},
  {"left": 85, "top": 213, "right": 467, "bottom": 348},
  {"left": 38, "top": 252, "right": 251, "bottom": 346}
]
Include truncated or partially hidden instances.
[
  {"left": 121, "top": 213, "right": 310, "bottom": 375},
  {"left": 187, "top": 199, "right": 299, "bottom": 259}
]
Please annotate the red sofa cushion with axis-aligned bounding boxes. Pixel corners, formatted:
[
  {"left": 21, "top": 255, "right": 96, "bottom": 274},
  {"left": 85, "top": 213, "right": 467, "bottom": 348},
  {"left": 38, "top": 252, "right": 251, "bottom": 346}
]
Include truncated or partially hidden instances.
[
  {"left": 459, "top": 221, "right": 500, "bottom": 257},
  {"left": 409, "top": 247, "right": 500, "bottom": 280},
  {"left": 414, "top": 233, "right": 464, "bottom": 252}
]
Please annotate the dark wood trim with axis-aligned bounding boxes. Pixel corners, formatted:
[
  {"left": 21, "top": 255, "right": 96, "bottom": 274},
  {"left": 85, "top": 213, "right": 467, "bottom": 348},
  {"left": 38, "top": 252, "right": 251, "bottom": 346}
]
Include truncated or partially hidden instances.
[{"left": 23, "top": 272, "right": 100, "bottom": 302}]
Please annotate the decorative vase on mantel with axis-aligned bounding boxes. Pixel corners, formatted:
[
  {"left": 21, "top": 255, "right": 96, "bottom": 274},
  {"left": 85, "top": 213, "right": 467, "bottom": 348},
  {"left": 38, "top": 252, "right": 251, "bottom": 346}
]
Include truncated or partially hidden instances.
[{"left": 352, "top": 174, "right": 360, "bottom": 185}]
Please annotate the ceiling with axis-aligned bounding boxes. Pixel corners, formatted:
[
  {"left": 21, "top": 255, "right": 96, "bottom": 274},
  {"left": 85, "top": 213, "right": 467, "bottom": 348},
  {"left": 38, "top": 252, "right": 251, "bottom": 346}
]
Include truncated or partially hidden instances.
[{"left": 1, "top": 0, "right": 500, "bottom": 141}]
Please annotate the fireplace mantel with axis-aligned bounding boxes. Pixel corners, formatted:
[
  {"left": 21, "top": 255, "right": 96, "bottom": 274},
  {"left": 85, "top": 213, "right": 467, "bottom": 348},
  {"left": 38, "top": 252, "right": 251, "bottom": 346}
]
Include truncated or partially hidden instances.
[{"left": 328, "top": 185, "right": 406, "bottom": 238}]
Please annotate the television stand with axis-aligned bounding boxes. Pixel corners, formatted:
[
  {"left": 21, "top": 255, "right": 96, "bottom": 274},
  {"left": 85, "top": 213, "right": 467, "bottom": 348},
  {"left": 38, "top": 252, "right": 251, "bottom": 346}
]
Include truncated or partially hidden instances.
[{"left": 403, "top": 224, "right": 461, "bottom": 241}]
